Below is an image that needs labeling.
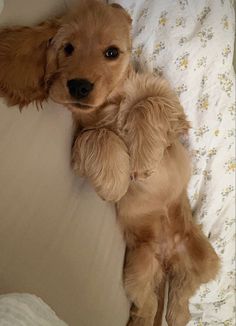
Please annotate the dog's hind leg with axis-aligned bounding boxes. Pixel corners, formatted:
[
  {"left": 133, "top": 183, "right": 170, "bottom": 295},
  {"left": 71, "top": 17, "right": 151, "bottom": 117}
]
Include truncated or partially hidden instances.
[
  {"left": 165, "top": 265, "right": 192, "bottom": 326},
  {"left": 165, "top": 197, "right": 219, "bottom": 326},
  {"left": 153, "top": 277, "right": 166, "bottom": 326},
  {"left": 124, "top": 245, "right": 164, "bottom": 326}
]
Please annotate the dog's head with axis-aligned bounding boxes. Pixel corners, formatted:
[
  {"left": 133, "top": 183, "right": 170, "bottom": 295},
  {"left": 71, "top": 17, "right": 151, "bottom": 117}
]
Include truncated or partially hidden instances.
[{"left": 0, "top": 0, "right": 132, "bottom": 111}]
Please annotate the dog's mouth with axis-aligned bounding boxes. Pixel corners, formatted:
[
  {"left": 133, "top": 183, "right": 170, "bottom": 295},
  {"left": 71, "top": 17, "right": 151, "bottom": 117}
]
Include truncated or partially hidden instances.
[
  {"left": 65, "top": 100, "right": 100, "bottom": 113},
  {"left": 48, "top": 77, "right": 108, "bottom": 112},
  {"left": 49, "top": 84, "right": 100, "bottom": 111},
  {"left": 71, "top": 101, "right": 97, "bottom": 110}
]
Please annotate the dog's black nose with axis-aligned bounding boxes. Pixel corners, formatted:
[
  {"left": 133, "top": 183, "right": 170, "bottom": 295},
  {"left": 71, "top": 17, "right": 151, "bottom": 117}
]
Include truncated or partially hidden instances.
[{"left": 67, "top": 79, "right": 93, "bottom": 99}]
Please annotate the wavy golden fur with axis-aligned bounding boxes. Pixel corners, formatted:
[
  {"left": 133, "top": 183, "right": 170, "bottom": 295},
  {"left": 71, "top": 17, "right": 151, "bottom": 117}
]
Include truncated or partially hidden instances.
[{"left": 0, "top": 1, "right": 219, "bottom": 325}]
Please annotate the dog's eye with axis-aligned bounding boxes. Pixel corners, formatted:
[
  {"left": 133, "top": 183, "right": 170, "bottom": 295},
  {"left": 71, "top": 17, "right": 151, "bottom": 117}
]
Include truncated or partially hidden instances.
[
  {"left": 64, "top": 43, "right": 74, "bottom": 56},
  {"left": 104, "top": 47, "right": 119, "bottom": 59}
]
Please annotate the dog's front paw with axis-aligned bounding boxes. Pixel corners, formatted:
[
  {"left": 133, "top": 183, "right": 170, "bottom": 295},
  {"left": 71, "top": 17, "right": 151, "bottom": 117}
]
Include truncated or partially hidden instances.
[
  {"left": 91, "top": 132, "right": 131, "bottom": 202},
  {"left": 93, "top": 167, "right": 130, "bottom": 202},
  {"left": 72, "top": 129, "right": 131, "bottom": 202}
]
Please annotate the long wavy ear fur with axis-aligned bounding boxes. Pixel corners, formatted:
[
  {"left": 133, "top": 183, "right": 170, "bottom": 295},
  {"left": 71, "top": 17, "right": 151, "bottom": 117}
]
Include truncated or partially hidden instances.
[
  {"left": 115, "top": 73, "right": 190, "bottom": 173},
  {"left": 121, "top": 73, "right": 190, "bottom": 141},
  {"left": 0, "top": 19, "right": 61, "bottom": 109}
]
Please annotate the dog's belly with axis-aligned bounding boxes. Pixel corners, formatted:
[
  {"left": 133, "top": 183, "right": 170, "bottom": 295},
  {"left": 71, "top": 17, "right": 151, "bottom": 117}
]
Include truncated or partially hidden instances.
[
  {"left": 118, "top": 141, "right": 191, "bottom": 218},
  {"left": 118, "top": 193, "right": 190, "bottom": 268},
  {"left": 155, "top": 229, "right": 189, "bottom": 267},
  {"left": 118, "top": 171, "right": 184, "bottom": 219},
  {"left": 117, "top": 141, "right": 192, "bottom": 265}
]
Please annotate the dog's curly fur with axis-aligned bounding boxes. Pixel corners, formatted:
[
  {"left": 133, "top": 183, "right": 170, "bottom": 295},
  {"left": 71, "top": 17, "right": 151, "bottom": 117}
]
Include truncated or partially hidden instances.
[{"left": 0, "top": 1, "right": 219, "bottom": 325}]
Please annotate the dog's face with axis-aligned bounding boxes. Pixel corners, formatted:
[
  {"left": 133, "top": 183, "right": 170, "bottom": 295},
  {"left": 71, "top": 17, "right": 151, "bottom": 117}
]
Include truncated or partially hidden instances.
[
  {"left": 0, "top": 1, "right": 131, "bottom": 110},
  {"left": 46, "top": 2, "right": 132, "bottom": 112}
]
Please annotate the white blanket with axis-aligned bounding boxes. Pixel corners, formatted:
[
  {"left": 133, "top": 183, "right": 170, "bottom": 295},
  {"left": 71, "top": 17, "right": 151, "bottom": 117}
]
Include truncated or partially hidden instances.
[
  {"left": 112, "top": 0, "right": 235, "bottom": 324},
  {"left": 0, "top": 293, "right": 67, "bottom": 326}
]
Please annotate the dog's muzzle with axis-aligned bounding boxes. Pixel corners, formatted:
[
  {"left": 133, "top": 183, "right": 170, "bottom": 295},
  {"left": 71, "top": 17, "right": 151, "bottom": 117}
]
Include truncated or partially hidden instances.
[{"left": 67, "top": 79, "right": 94, "bottom": 100}]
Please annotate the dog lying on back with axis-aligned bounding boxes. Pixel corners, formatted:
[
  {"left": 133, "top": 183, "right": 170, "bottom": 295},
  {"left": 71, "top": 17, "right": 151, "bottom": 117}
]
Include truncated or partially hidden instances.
[{"left": 0, "top": 1, "right": 219, "bottom": 325}]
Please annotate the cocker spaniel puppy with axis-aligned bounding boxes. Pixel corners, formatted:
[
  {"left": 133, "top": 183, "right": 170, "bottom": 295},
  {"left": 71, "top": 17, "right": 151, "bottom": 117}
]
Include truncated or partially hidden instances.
[{"left": 0, "top": 1, "right": 219, "bottom": 325}]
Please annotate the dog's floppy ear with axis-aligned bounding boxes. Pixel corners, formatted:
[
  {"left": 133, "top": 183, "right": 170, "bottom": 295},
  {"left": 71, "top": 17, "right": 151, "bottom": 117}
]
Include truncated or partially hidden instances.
[
  {"left": 0, "top": 19, "right": 61, "bottom": 109},
  {"left": 156, "top": 90, "right": 190, "bottom": 138},
  {"left": 110, "top": 3, "right": 132, "bottom": 24},
  {"left": 119, "top": 74, "right": 190, "bottom": 162}
]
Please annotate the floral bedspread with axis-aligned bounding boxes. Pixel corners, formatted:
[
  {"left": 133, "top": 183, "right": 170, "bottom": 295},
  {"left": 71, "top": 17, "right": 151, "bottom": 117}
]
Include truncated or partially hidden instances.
[{"left": 110, "top": 0, "right": 235, "bottom": 324}]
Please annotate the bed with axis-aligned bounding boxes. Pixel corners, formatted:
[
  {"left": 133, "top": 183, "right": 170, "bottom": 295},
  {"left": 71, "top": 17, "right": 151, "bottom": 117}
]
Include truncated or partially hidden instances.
[{"left": 0, "top": 0, "right": 235, "bottom": 325}]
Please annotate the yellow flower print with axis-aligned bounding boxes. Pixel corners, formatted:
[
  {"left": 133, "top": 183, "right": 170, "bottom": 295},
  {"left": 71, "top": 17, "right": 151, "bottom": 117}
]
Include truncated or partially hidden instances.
[
  {"left": 197, "top": 27, "right": 214, "bottom": 47},
  {"left": 199, "top": 286, "right": 211, "bottom": 299},
  {"left": 215, "top": 237, "right": 227, "bottom": 256},
  {"left": 224, "top": 217, "right": 235, "bottom": 232},
  {"left": 213, "top": 299, "right": 227, "bottom": 311},
  {"left": 176, "top": 17, "right": 186, "bottom": 27},
  {"left": 224, "top": 157, "right": 236, "bottom": 173},
  {"left": 200, "top": 75, "right": 208, "bottom": 89},
  {"left": 203, "top": 169, "right": 212, "bottom": 182},
  {"left": 192, "top": 167, "right": 201, "bottom": 176},
  {"left": 159, "top": 11, "right": 168, "bottom": 27},
  {"left": 133, "top": 45, "right": 143, "bottom": 58},
  {"left": 154, "top": 42, "right": 165, "bottom": 55},
  {"left": 137, "top": 8, "right": 148, "bottom": 22},
  {"left": 218, "top": 72, "right": 233, "bottom": 97},
  {"left": 137, "top": 25, "right": 145, "bottom": 35},
  {"left": 197, "top": 56, "right": 207, "bottom": 68},
  {"left": 217, "top": 112, "right": 223, "bottom": 122},
  {"left": 175, "top": 52, "right": 190, "bottom": 70},
  {"left": 222, "top": 44, "right": 232, "bottom": 64},
  {"left": 214, "top": 129, "right": 220, "bottom": 136},
  {"left": 197, "top": 94, "right": 209, "bottom": 111},
  {"left": 221, "top": 15, "right": 229, "bottom": 30},
  {"left": 227, "top": 128, "right": 235, "bottom": 138},
  {"left": 191, "top": 146, "right": 207, "bottom": 162},
  {"left": 228, "top": 103, "right": 236, "bottom": 119},
  {"left": 194, "top": 125, "right": 209, "bottom": 141},
  {"left": 153, "top": 66, "right": 164, "bottom": 76},
  {"left": 197, "top": 6, "right": 211, "bottom": 25},
  {"left": 179, "top": 37, "right": 188, "bottom": 46},
  {"left": 174, "top": 84, "right": 187, "bottom": 96},
  {"left": 192, "top": 191, "right": 199, "bottom": 201},
  {"left": 207, "top": 148, "right": 217, "bottom": 159},
  {"left": 223, "top": 320, "right": 235, "bottom": 326},
  {"left": 221, "top": 185, "right": 234, "bottom": 201},
  {"left": 222, "top": 45, "right": 231, "bottom": 58},
  {"left": 178, "top": 0, "right": 188, "bottom": 10},
  {"left": 227, "top": 269, "right": 236, "bottom": 279}
]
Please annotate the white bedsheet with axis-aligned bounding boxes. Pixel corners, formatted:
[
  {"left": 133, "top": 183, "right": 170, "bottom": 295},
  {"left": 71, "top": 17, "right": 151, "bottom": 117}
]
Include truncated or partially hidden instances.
[
  {"left": 0, "top": 293, "right": 67, "bottom": 326},
  {"left": 111, "top": 0, "right": 236, "bottom": 324}
]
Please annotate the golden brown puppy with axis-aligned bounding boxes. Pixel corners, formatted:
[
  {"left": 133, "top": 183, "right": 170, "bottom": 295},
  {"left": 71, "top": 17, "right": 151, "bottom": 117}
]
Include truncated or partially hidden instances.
[{"left": 0, "top": 1, "right": 219, "bottom": 325}]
